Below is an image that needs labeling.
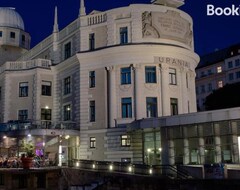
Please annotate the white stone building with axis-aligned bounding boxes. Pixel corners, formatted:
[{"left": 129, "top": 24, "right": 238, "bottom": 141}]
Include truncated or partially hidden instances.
[{"left": 0, "top": 0, "right": 199, "bottom": 164}]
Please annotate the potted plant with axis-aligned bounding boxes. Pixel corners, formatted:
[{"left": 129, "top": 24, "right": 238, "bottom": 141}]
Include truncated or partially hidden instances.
[{"left": 21, "top": 140, "right": 35, "bottom": 169}]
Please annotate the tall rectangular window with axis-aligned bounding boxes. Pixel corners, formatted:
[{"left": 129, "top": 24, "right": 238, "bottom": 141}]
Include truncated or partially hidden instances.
[
  {"left": 208, "top": 83, "right": 212, "bottom": 92},
  {"left": 121, "top": 98, "right": 132, "bottom": 118},
  {"left": 236, "top": 71, "right": 240, "bottom": 79},
  {"left": 0, "top": 31, "right": 2, "bottom": 37},
  {"left": 121, "top": 135, "right": 131, "bottom": 147},
  {"left": 228, "top": 61, "right": 233, "bottom": 68},
  {"left": 169, "top": 68, "right": 177, "bottom": 85},
  {"left": 89, "top": 33, "right": 95, "bottom": 50},
  {"left": 228, "top": 73, "right": 234, "bottom": 81},
  {"left": 146, "top": 97, "right": 158, "bottom": 117},
  {"left": 41, "top": 108, "right": 51, "bottom": 120},
  {"left": 64, "top": 77, "right": 71, "bottom": 95},
  {"left": 120, "top": 27, "right": 128, "bottom": 44},
  {"left": 90, "top": 100, "right": 95, "bottom": 122},
  {"left": 90, "top": 137, "right": 96, "bottom": 148},
  {"left": 170, "top": 98, "right": 178, "bottom": 115},
  {"left": 121, "top": 67, "right": 131, "bottom": 85},
  {"left": 218, "top": 80, "right": 223, "bottom": 88},
  {"left": 42, "top": 81, "right": 51, "bottom": 96},
  {"left": 235, "top": 59, "right": 240, "bottom": 67},
  {"left": 63, "top": 104, "right": 71, "bottom": 121},
  {"left": 10, "top": 32, "right": 15, "bottom": 39},
  {"left": 64, "top": 42, "right": 71, "bottom": 59},
  {"left": 18, "top": 110, "right": 28, "bottom": 121},
  {"left": 89, "top": 71, "right": 95, "bottom": 88},
  {"left": 19, "top": 82, "right": 28, "bottom": 97},
  {"left": 145, "top": 66, "right": 156, "bottom": 83},
  {"left": 217, "top": 66, "right": 222, "bottom": 73}
]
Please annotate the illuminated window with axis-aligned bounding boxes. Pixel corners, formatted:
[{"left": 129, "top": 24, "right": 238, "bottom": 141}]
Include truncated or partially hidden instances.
[
  {"left": 121, "top": 135, "right": 131, "bottom": 147},
  {"left": 218, "top": 81, "right": 223, "bottom": 88},
  {"left": 90, "top": 137, "right": 96, "bottom": 148},
  {"left": 217, "top": 66, "right": 222, "bottom": 73}
]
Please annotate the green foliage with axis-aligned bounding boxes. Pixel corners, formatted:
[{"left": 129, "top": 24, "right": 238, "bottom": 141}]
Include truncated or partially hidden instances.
[
  {"left": 22, "top": 140, "right": 35, "bottom": 157},
  {"left": 205, "top": 82, "right": 240, "bottom": 110}
]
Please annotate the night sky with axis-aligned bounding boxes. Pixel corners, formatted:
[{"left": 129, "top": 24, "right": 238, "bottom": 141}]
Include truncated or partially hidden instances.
[{"left": 1, "top": 0, "right": 240, "bottom": 56}]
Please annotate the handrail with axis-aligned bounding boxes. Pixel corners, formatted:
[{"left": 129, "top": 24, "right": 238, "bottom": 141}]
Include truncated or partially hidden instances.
[{"left": 70, "top": 159, "right": 194, "bottom": 179}]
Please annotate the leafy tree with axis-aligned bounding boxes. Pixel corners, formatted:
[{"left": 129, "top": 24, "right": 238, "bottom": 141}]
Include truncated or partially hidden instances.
[{"left": 205, "top": 82, "right": 240, "bottom": 110}]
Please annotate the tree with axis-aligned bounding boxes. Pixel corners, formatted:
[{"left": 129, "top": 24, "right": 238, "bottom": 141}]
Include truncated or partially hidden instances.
[{"left": 205, "top": 82, "right": 240, "bottom": 110}]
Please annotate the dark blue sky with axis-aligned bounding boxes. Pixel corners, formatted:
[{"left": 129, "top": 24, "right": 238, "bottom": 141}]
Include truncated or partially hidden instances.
[{"left": 1, "top": 0, "right": 240, "bottom": 55}]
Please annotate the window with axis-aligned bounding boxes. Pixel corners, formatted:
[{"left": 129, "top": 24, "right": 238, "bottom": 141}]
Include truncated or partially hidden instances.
[
  {"left": 169, "top": 68, "right": 177, "bottom": 85},
  {"left": 208, "top": 83, "right": 212, "bottom": 92},
  {"left": 145, "top": 66, "right": 156, "bottom": 83},
  {"left": 208, "top": 69, "right": 212, "bottom": 75},
  {"left": 42, "top": 81, "right": 51, "bottom": 96},
  {"left": 10, "top": 32, "right": 15, "bottom": 39},
  {"left": 236, "top": 71, "right": 240, "bottom": 79},
  {"left": 217, "top": 66, "right": 222, "bottom": 73},
  {"left": 186, "top": 73, "right": 189, "bottom": 88},
  {"left": 121, "top": 98, "right": 132, "bottom": 118},
  {"left": 146, "top": 97, "right": 158, "bottom": 117},
  {"left": 235, "top": 59, "right": 240, "bottom": 67},
  {"left": 170, "top": 98, "right": 178, "bottom": 115},
  {"left": 201, "top": 71, "right": 205, "bottom": 77},
  {"left": 64, "top": 42, "right": 71, "bottom": 59},
  {"left": 89, "top": 71, "right": 95, "bottom": 88},
  {"left": 218, "top": 81, "right": 223, "bottom": 88},
  {"left": 228, "top": 73, "right": 234, "bottom": 81},
  {"left": 121, "top": 135, "right": 131, "bottom": 147},
  {"left": 63, "top": 104, "right": 71, "bottom": 121},
  {"left": 64, "top": 77, "right": 71, "bottom": 95},
  {"left": 201, "top": 85, "right": 205, "bottom": 94},
  {"left": 19, "top": 82, "right": 28, "bottom": 97},
  {"left": 89, "top": 100, "right": 95, "bottom": 122},
  {"left": 228, "top": 61, "right": 233, "bottom": 68},
  {"left": 22, "top": 35, "right": 25, "bottom": 45},
  {"left": 0, "top": 86, "right": 1, "bottom": 100},
  {"left": 121, "top": 67, "right": 131, "bottom": 85},
  {"left": 89, "top": 33, "right": 95, "bottom": 50},
  {"left": 120, "top": 27, "right": 128, "bottom": 44},
  {"left": 90, "top": 137, "right": 96, "bottom": 148},
  {"left": 0, "top": 31, "right": 2, "bottom": 37},
  {"left": 18, "top": 110, "right": 28, "bottom": 121},
  {"left": 41, "top": 108, "right": 51, "bottom": 120}
]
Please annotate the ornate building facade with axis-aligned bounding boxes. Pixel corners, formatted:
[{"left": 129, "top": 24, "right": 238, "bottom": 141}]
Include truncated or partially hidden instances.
[{"left": 0, "top": 0, "right": 200, "bottom": 164}]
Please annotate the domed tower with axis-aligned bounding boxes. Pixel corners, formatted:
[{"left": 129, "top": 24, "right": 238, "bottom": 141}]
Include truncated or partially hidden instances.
[{"left": 0, "top": 7, "right": 30, "bottom": 66}]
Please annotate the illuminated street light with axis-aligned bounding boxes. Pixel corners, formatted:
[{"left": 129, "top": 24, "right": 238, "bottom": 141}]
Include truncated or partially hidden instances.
[
  {"left": 92, "top": 164, "right": 96, "bottom": 169},
  {"left": 149, "top": 169, "right": 153, "bottom": 174},
  {"left": 3, "top": 136, "right": 7, "bottom": 139},
  {"left": 147, "top": 148, "right": 151, "bottom": 153},
  {"left": 128, "top": 166, "right": 132, "bottom": 172},
  {"left": 109, "top": 164, "right": 113, "bottom": 171}
]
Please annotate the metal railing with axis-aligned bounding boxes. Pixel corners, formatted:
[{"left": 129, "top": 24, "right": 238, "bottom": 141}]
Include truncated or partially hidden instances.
[
  {"left": 0, "top": 120, "right": 79, "bottom": 132},
  {"left": 70, "top": 159, "right": 193, "bottom": 179}
]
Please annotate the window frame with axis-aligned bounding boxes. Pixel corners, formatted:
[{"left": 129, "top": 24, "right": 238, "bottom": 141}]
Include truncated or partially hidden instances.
[
  {"left": 120, "top": 27, "right": 128, "bottom": 44},
  {"left": 90, "top": 137, "right": 96, "bottom": 148},
  {"left": 89, "top": 33, "right": 95, "bottom": 50},
  {"left": 64, "top": 42, "right": 71, "bottom": 60},
  {"left": 89, "top": 100, "right": 96, "bottom": 122},
  {"left": 19, "top": 82, "right": 29, "bottom": 97},
  {"left": 121, "top": 135, "right": 131, "bottom": 147},
  {"left": 170, "top": 98, "right": 178, "bottom": 116},
  {"left": 169, "top": 68, "right": 177, "bottom": 85},
  {"left": 146, "top": 97, "right": 158, "bottom": 118},
  {"left": 18, "top": 110, "right": 28, "bottom": 121},
  {"left": 41, "top": 108, "right": 52, "bottom": 121},
  {"left": 121, "top": 67, "right": 131, "bottom": 85},
  {"left": 42, "top": 81, "right": 52, "bottom": 96},
  {"left": 63, "top": 77, "right": 71, "bottom": 95},
  {"left": 89, "top": 71, "right": 95, "bottom": 88},
  {"left": 63, "top": 104, "right": 71, "bottom": 121},
  {"left": 145, "top": 66, "right": 157, "bottom": 83},
  {"left": 121, "top": 97, "right": 132, "bottom": 118},
  {"left": 10, "top": 32, "right": 15, "bottom": 39}
]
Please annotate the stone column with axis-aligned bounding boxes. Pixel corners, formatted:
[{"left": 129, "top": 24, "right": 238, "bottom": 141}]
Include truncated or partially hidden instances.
[
  {"left": 106, "top": 66, "right": 117, "bottom": 128},
  {"left": 133, "top": 64, "right": 142, "bottom": 120},
  {"left": 231, "top": 121, "right": 239, "bottom": 163},
  {"left": 199, "top": 138, "right": 205, "bottom": 164},
  {"left": 214, "top": 123, "right": 222, "bottom": 163},
  {"left": 168, "top": 140, "right": 175, "bottom": 165},
  {"left": 183, "top": 139, "right": 189, "bottom": 164},
  {"left": 159, "top": 63, "right": 169, "bottom": 116}
]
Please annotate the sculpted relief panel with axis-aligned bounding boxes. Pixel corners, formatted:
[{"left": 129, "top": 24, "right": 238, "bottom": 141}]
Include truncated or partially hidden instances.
[{"left": 142, "top": 10, "right": 193, "bottom": 47}]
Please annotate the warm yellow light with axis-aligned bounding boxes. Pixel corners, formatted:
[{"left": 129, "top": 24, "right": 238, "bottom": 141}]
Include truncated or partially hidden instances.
[
  {"left": 149, "top": 169, "right": 153, "bottom": 174},
  {"left": 45, "top": 106, "right": 49, "bottom": 109},
  {"left": 65, "top": 135, "right": 70, "bottom": 139},
  {"left": 92, "top": 164, "right": 96, "bottom": 169},
  {"left": 76, "top": 162, "right": 80, "bottom": 167},
  {"left": 3, "top": 136, "right": 7, "bottom": 139},
  {"left": 159, "top": 148, "right": 162, "bottom": 152},
  {"left": 109, "top": 165, "right": 113, "bottom": 171},
  {"left": 147, "top": 148, "right": 151, "bottom": 153},
  {"left": 128, "top": 166, "right": 132, "bottom": 172}
]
